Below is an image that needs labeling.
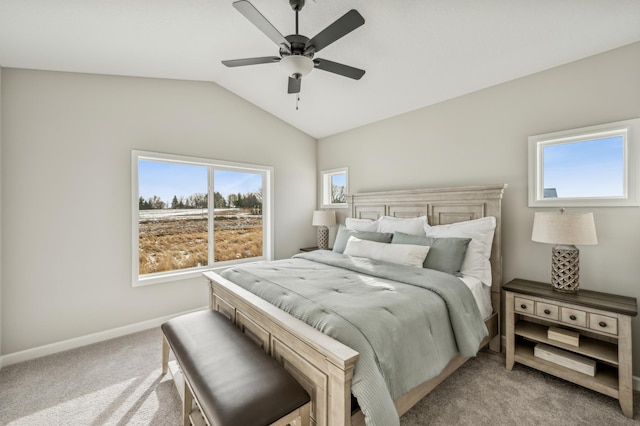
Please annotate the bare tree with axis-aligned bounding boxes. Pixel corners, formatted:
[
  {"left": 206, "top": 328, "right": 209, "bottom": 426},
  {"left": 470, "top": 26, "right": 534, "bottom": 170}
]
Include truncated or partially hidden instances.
[
  {"left": 147, "top": 195, "right": 165, "bottom": 209},
  {"left": 332, "top": 184, "right": 346, "bottom": 203}
]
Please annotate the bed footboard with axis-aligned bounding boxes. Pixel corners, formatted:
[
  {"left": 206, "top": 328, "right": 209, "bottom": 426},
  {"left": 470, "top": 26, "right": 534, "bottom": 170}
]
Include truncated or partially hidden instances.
[{"left": 204, "top": 271, "right": 360, "bottom": 426}]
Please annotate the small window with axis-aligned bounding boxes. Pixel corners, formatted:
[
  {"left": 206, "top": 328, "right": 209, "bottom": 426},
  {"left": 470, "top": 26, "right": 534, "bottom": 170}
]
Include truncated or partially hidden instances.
[
  {"left": 528, "top": 118, "right": 640, "bottom": 207},
  {"left": 132, "top": 150, "right": 273, "bottom": 286},
  {"left": 321, "top": 167, "right": 348, "bottom": 208}
]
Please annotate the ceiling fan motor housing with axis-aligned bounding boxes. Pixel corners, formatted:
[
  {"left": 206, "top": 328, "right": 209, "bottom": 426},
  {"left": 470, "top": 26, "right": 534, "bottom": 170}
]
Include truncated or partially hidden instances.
[{"left": 280, "top": 35, "right": 313, "bottom": 58}]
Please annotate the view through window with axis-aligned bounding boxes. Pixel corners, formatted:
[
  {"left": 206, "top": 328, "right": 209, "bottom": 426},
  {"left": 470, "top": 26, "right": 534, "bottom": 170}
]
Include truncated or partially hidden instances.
[
  {"left": 321, "top": 167, "right": 348, "bottom": 208},
  {"left": 133, "top": 151, "right": 271, "bottom": 285},
  {"left": 542, "top": 136, "right": 624, "bottom": 198}
]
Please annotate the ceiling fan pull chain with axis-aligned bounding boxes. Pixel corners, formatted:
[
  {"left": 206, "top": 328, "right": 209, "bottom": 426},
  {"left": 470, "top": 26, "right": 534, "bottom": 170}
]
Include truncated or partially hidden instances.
[{"left": 296, "top": 94, "right": 300, "bottom": 110}]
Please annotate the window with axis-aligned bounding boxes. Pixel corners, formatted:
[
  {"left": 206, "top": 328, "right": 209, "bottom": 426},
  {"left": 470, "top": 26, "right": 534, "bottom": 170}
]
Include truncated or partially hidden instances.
[
  {"left": 528, "top": 118, "right": 640, "bottom": 207},
  {"left": 132, "top": 150, "right": 273, "bottom": 286},
  {"left": 321, "top": 167, "right": 349, "bottom": 208}
]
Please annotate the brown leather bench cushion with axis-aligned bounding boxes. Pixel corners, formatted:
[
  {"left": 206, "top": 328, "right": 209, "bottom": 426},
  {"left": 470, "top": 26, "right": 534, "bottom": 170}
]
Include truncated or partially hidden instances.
[{"left": 162, "top": 310, "right": 310, "bottom": 426}]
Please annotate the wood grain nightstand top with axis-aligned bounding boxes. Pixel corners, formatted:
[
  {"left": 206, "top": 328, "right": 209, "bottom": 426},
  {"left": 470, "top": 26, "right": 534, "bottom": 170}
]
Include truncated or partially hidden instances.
[
  {"left": 503, "top": 278, "right": 637, "bottom": 317},
  {"left": 299, "top": 246, "right": 319, "bottom": 252}
]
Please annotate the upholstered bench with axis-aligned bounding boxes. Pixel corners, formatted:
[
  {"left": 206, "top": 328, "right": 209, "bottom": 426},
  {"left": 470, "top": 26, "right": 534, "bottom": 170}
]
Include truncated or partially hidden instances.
[{"left": 161, "top": 310, "right": 311, "bottom": 426}]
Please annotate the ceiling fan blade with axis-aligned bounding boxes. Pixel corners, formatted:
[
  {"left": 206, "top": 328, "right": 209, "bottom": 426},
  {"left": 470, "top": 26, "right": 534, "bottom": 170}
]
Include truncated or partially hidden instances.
[
  {"left": 314, "top": 58, "right": 365, "bottom": 80},
  {"left": 288, "top": 77, "right": 301, "bottom": 94},
  {"left": 305, "top": 10, "right": 364, "bottom": 53},
  {"left": 222, "top": 56, "right": 280, "bottom": 67},
  {"left": 233, "top": 1, "right": 291, "bottom": 52}
]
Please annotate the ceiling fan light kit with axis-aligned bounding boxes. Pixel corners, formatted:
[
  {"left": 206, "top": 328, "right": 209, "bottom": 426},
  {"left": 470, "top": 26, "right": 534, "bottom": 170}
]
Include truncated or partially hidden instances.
[
  {"left": 222, "top": 0, "right": 365, "bottom": 97},
  {"left": 280, "top": 55, "right": 314, "bottom": 78}
]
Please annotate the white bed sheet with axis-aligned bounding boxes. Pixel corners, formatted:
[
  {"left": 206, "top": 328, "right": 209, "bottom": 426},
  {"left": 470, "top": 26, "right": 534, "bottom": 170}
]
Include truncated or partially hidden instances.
[{"left": 459, "top": 275, "right": 493, "bottom": 320}]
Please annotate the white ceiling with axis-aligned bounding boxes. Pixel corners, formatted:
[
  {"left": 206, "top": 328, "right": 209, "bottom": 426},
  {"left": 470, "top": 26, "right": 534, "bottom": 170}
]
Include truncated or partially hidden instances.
[{"left": 1, "top": 1, "right": 640, "bottom": 139}]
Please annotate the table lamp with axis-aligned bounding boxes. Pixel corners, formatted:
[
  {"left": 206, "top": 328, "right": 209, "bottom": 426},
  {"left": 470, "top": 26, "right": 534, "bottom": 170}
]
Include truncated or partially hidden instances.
[
  {"left": 531, "top": 209, "right": 597, "bottom": 292},
  {"left": 312, "top": 210, "right": 336, "bottom": 250}
]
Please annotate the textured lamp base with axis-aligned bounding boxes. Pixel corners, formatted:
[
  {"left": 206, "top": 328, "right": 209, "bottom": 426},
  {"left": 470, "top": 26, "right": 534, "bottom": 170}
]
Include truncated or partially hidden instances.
[
  {"left": 317, "top": 226, "right": 329, "bottom": 250},
  {"left": 551, "top": 245, "right": 580, "bottom": 292}
]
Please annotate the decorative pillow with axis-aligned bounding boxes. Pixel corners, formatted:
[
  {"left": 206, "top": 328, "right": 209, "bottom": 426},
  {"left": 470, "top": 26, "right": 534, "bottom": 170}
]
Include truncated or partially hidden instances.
[
  {"left": 345, "top": 217, "right": 380, "bottom": 232},
  {"left": 332, "top": 225, "right": 393, "bottom": 254},
  {"left": 423, "top": 217, "right": 496, "bottom": 286},
  {"left": 377, "top": 215, "right": 428, "bottom": 236},
  {"left": 391, "top": 232, "right": 471, "bottom": 276},
  {"left": 343, "top": 236, "right": 430, "bottom": 268}
]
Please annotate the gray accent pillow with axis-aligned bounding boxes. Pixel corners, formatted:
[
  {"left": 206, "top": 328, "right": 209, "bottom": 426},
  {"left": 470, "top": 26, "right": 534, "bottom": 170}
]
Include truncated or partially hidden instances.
[
  {"left": 391, "top": 232, "right": 471, "bottom": 276},
  {"left": 332, "top": 225, "right": 393, "bottom": 254}
]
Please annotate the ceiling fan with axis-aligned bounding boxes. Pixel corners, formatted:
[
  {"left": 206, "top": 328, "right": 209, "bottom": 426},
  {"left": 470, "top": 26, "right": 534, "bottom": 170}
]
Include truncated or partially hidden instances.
[{"left": 222, "top": 0, "right": 365, "bottom": 95}]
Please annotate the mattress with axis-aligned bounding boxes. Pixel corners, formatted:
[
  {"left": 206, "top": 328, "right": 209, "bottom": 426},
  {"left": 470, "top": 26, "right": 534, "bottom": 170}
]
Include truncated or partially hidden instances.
[{"left": 459, "top": 275, "right": 493, "bottom": 320}]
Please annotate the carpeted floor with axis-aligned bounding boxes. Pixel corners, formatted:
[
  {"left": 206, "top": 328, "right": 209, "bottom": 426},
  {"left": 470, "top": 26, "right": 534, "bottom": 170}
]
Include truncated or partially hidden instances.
[{"left": 0, "top": 327, "right": 638, "bottom": 425}]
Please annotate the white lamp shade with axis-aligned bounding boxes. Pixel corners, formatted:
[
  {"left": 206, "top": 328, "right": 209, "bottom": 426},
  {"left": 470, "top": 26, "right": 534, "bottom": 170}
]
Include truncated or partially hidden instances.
[
  {"left": 280, "top": 55, "right": 314, "bottom": 78},
  {"left": 312, "top": 210, "right": 336, "bottom": 227},
  {"left": 531, "top": 212, "right": 598, "bottom": 245}
]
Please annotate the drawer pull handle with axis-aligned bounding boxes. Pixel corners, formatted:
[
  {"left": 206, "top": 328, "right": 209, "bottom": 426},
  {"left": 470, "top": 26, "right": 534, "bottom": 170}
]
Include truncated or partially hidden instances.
[
  {"left": 599, "top": 321, "right": 607, "bottom": 328},
  {"left": 544, "top": 309, "right": 551, "bottom": 315},
  {"left": 520, "top": 304, "right": 527, "bottom": 309},
  {"left": 570, "top": 315, "right": 577, "bottom": 321}
]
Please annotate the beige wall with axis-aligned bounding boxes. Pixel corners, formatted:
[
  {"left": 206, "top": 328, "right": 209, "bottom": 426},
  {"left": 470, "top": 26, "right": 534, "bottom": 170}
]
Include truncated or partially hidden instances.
[
  {"left": 318, "top": 42, "right": 640, "bottom": 373},
  {"left": 0, "top": 69, "right": 316, "bottom": 355}
]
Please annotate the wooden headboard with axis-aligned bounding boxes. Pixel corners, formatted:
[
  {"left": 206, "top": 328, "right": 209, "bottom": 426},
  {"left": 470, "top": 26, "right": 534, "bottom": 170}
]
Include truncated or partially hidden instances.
[{"left": 346, "top": 184, "right": 507, "bottom": 317}]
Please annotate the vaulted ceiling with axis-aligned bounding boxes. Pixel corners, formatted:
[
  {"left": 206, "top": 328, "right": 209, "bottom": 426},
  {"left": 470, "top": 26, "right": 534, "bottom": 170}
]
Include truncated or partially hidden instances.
[{"left": 1, "top": 0, "right": 639, "bottom": 139}]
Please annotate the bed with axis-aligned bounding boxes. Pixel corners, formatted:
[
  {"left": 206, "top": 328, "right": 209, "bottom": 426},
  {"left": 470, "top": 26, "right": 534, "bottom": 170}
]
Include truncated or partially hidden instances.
[{"left": 202, "top": 184, "right": 506, "bottom": 426}]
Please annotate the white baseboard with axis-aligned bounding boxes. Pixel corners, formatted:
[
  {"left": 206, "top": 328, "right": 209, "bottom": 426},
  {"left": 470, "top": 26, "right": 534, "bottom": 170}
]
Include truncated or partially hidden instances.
[{"left": 0, "top": 306, "right": 207, "bottom": 368}]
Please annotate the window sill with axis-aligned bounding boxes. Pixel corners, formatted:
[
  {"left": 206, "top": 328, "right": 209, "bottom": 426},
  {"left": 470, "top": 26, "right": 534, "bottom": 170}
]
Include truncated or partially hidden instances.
[{"left": 133, "top": 257, "right": 268, "bottom": 287}]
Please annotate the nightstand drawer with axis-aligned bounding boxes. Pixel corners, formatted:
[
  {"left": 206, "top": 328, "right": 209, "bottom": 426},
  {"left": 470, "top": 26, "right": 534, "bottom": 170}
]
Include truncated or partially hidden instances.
[
  {"left": 589, "top": 313, "right": 618, "bottom": 335},
  {"left": 514, "top": 297, "right": 534, "bottom": 314},
  {"left": 536, "top": 302, "right": 559, "bottom": 320},
  {"left": 561, "top": 307, "right": 587, "bottom": 327}
]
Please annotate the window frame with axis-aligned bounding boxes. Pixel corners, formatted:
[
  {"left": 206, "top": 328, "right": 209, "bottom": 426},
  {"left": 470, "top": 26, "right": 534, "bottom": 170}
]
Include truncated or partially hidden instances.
[
  {"left": 528, "top": 118, "right": 640, "bottom": 207},
  {"left": 131, "top": 150, "right": 273, "bottom": 287},
  {"left": 320, "top": 167, "right": 349, "bottom": 208}
]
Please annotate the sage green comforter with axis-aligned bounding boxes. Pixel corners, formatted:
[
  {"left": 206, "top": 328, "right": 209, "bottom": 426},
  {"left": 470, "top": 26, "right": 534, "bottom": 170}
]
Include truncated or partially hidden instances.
[{"left": 220, "top": 250, "right": 488, "bottom": 426}]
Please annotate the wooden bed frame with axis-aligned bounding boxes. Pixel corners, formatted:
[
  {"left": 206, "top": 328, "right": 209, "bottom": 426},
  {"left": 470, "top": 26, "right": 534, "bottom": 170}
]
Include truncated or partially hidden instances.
[{"left": 203, "top": 184, "right": 506, "bottom": 426}]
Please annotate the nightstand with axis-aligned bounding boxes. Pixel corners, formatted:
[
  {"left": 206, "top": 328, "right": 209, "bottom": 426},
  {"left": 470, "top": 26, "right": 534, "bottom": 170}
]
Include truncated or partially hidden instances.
[
  {"left": 504, "top": 278, "right": 637, "bottom": 417},
  {"left": 299, "top": 246, "right": 319, "bottom": 252}
]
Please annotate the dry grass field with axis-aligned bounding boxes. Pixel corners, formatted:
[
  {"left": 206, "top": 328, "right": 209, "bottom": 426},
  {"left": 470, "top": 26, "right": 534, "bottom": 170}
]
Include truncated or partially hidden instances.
[{"left": 138, "top": 209, "right": 262, "bottom": 275}]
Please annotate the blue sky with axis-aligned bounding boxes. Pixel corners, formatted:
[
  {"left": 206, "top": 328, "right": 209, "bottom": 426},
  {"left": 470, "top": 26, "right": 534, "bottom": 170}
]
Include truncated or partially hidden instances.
[
  {"left": 139, "top": 160, "right": 262, "bottom": 204},
  {"left": 332, "top": 173, "right": 346, "bottom": 187},
  {"left": 543, "top": 136, "right": 624, "bottom": 198}
]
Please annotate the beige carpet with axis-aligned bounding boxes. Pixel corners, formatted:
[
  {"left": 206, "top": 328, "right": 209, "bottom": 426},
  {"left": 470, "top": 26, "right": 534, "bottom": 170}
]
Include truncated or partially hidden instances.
[{"left": 0, "top": 327, "right": 638, "bottom": 425}]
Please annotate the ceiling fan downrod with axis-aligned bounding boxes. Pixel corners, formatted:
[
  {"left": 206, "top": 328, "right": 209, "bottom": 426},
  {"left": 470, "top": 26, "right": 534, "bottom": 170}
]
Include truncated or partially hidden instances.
[{"left": 290, "top": 0, "right": 305, "bottom": 35}]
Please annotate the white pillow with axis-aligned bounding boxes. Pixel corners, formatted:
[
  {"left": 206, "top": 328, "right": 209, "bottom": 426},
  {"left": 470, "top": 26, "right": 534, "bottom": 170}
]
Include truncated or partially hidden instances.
[
  {"left": 377, "top": 215, "right": 428, "bottom": 236},
  {"left": 345, "top": 217, "right": 380, "bottom": 232},
  {"left": 343, "top": 236, "right": 430, "bottom": 268},
  {"left": 424, "top": 216, "right": 496, "bottom": 286}
]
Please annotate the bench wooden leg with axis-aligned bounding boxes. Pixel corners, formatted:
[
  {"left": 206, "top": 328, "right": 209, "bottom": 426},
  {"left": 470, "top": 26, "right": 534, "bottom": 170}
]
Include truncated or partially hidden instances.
[
  {"left": 299, "top": 402, "right": 310, "bottom": 426},
  {"left": 162, "top": 334, "right": 170, "bottom": 375},
  {"left": 183, "top": 378, "right": 193, "bottom": 426},
  {"left": 269, "top": 401, "right": 311, "bottom": 426}
]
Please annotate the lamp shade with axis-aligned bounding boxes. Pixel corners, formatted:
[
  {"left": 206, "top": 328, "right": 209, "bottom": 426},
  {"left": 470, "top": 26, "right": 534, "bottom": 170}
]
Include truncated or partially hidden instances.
[
  {"left": 280, "top": 55, "right": 314, "bottom": 78},
  {"left": 312, "top": 210, "right": 336, "bottom": 227},
  {"left": 531, "top": 211, "right": 597, "bottom": 245}
]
